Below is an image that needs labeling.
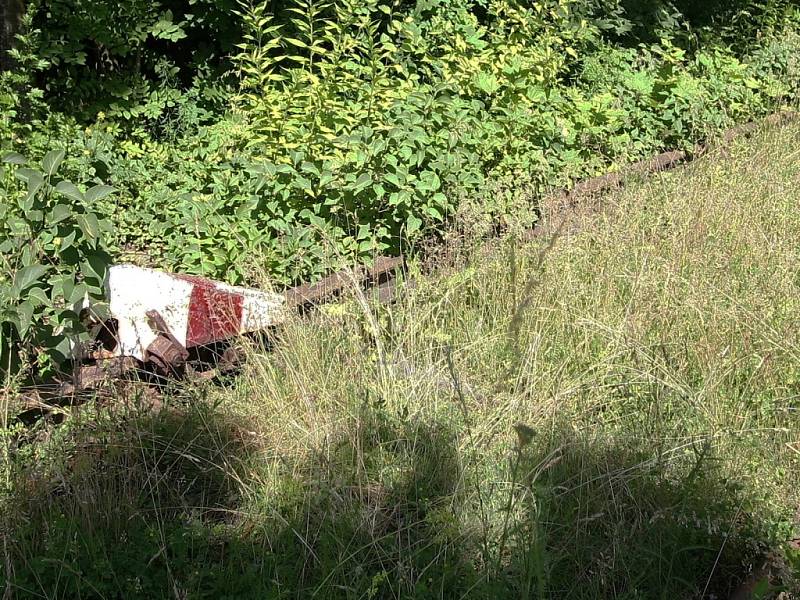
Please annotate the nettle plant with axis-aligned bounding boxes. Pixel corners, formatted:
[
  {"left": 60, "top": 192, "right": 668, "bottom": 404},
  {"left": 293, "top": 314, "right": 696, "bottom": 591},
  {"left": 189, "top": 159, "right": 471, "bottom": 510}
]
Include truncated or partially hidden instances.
[{"left": 0, "top": 150, "right": 114, "bottom": 379}]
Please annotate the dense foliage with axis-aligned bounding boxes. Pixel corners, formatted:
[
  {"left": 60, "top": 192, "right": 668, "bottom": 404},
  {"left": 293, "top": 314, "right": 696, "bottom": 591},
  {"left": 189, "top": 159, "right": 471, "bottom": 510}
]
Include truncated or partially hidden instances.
[
  {"left": 0, "top": 150, "right": 113, "bottom": 376},
  {"left": 2, "top": 0, "right": 800, "bottom": 374}
]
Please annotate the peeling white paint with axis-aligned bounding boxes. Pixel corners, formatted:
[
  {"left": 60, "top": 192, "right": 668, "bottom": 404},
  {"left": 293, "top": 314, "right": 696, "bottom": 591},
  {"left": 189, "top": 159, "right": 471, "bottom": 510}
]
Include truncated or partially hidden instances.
[{"left": 104, "top": 265, "right": 285, "bottom": 360}]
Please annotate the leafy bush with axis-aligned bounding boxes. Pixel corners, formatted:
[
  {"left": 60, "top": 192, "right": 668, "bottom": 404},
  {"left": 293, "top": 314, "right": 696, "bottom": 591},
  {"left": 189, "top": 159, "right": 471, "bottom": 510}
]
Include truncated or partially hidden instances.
[
  {"left": 0, "top": 150, "right": 114, "bottom": 378},
  {"left": 3, "top": 0, "right": 800, "bottom": 292},
  {"left": 29, "top": 0, "right": 239, "bottom": 133}
]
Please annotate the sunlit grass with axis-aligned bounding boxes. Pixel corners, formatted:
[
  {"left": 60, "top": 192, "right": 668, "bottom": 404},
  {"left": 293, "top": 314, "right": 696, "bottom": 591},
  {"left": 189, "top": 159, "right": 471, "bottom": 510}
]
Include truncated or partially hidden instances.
[{"left": 4, "top": 123, "right": 800, "bottom": 598}]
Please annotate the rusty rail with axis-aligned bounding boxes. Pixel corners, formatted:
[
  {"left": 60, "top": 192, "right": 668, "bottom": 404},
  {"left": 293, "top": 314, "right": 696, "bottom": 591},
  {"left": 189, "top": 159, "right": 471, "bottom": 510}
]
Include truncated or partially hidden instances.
[
  {"left": 559, "top": 110, "right": 796, "bottom": 203},
  {"left": 13, "top": 256, "right": 406, "bottom": 410},
  {"left": 283, "top": 256, "right": 403, "bottom": 310}
]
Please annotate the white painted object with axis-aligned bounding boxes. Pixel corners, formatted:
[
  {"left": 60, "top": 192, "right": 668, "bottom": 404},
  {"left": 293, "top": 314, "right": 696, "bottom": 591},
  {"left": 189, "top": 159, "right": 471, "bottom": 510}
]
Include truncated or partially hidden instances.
[{"left": 104, "top": 264, "right": 285, "bottom": 360}]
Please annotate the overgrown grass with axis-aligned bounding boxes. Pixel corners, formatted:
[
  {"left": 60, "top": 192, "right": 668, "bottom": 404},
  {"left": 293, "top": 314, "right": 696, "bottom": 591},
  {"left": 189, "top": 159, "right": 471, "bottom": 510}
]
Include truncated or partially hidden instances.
[{"left": 3, "top": 123, "right": 800, "bottom": 598}]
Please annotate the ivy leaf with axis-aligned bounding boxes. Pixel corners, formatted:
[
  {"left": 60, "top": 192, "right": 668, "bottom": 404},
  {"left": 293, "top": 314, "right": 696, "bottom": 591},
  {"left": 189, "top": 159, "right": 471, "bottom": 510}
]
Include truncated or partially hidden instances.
[{"left": 42, "top": 149, "right": 66, "bottom": 177}]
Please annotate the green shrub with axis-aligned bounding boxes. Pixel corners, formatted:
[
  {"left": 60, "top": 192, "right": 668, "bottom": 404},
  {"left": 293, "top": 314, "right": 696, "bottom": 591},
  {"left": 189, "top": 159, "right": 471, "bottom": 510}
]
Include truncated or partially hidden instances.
[
  {"left": 29, "top": 0, "right": 239, "bottom": 132},
  {"left": 3, "top": 0, "right": 800, "bottom": 291},
  {"left": 0, "top": 150, "right": 114, "bottom": 379}
]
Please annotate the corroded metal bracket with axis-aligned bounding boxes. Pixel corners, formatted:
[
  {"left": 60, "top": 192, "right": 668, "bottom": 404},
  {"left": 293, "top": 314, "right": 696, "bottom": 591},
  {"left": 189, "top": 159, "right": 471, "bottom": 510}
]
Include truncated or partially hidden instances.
[{"left": 144, "top": 309, "right": 189, "bottom": 373}]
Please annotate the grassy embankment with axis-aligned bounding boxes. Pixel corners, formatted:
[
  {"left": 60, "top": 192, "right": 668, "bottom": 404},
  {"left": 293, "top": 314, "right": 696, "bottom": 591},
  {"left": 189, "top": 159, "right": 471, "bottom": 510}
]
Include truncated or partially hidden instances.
[{"left": 2, "top": 123, "right": 800, "bottom": 598}]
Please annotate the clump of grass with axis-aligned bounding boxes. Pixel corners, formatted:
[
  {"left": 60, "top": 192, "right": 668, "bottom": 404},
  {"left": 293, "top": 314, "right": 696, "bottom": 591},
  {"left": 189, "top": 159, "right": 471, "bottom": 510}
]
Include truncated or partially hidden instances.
[{"left": 4, "top": 123, "right": 800, "bottom": 598}]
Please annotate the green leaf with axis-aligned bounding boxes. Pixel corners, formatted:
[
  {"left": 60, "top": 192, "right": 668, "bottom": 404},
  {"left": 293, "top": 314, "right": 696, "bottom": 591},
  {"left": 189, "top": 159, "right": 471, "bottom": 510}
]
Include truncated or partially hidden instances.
[
  {"left": 26, "top": 209, "right": 44, "bottom": 223},
  {"left": 354, "top": 173, "right": 372, "bottom": 190},
  {"left": 16, "top": 168, "right": 44, "bottom": 194},
  {"left": 89, "top": 301, "right": 110, "bottom": 321},
  {"left": 58, "top": 228, "right": 78, "bottom": 252},
  {"left": 406, "top": 214, "right": 422, "bottom": 235},
  {"left": 424, "top": 205, "right": 442, "bottom": 220},
  {"left": 84, "top": 184, "right": 117, "bottom": 203},
  {"left": 431, "top": 192, "right": 448, "bottom": 206},
  {"left": 15, "top": 301, "right": 35, "bottom": 337},
  {"left": 385, "top": 173, "right": 403, "bottom": 187},
  {"left": 474, "top": 71, "right": 500, "bottom": 95},
  {"left": 81, "top": 250, "right": 111, "bottom": 283},
  {"left": 42, "top": 149, "right": 65, "bottom": 177},
  {"left": 13, "top": 264, "right": 50, "bottom": 293},
  {"left": 50, "top": 336, "right": 74, "bottom": 362},
  {"left": 55, "top": 180, "right": 84, "bottom": 202},
  {"left": 284, "top": 37, "right": 308, "bottom": 48},
  {"left": 2, "top": 152, "right": 25, "bottom": 165},
  {"left": 751, "top": 577, "right": 770, "bottom": 599},
  {"left": 417, "top": 171, "right": 441, "bottom": 192},
  {"left": 49, "top": 204, "right": 73, "bottom": 224},
  {"left": 292, "top": 176, "right": 314, "bottom": 194},
  {"left": 76, "top": 214, "right": 100, "bottom": 240},
  {"left": 27, "top": 287, "right": 49, "bottom": 307},
  {"left": 66, "top": 283, "right": 88, "bottom": 306},
  {"left": 50, "top": 274, "right": 74, "bottom": 305},
  {"left": 300, "top": 161, "right": 321, "bottom": 177}
]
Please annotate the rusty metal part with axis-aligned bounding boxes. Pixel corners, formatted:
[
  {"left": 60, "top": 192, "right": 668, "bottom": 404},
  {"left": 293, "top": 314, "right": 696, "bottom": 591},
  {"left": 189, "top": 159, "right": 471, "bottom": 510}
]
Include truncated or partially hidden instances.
[
  {"left": 564, "top": 148, "right": 690, "bottom": 200},
  {"left": 185, "top": 345, "right": 244, "bottom": 381},
  {"left": 146, "top": 336, "right": 189, "bottom": 373},
  {"left": 559, "top": 110, "right": 797, "bottom": 203},
  {"left": 15, "top": 356, "right": 140, "bottom": 413},
  {"left": 283, "top": 256, "right": 404, "bottom": 310},
  {"left": 77, "top": 357, "right": 140, "bottom": 389},
  {"left": 144, "top": 309, "right": 189, "bottom": 373}
]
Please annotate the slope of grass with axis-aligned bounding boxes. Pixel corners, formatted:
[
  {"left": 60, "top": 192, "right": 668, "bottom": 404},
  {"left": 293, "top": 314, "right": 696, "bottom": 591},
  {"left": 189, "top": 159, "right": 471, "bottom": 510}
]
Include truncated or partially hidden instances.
[{"left": 3, "top": 124, "right": 800, "bottom": 599}]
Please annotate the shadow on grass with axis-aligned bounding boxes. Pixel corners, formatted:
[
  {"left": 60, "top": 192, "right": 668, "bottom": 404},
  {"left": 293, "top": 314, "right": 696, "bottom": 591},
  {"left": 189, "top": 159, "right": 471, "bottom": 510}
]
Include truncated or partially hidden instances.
[
  {"left": 508, "top": 431, "right": 787, "bottom": 599},
  {"left": 618, "top": 0, "right": 800, "bottom": 44},
  {"left": 2, "top": 398, "right": 793, "bottom": 599}
]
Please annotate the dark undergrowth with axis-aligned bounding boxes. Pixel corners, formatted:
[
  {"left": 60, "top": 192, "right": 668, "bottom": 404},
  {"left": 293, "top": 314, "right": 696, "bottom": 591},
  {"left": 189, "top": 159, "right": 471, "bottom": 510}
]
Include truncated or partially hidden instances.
[{"left": 4, "top": 398, "right": 791, "bottom": 599}]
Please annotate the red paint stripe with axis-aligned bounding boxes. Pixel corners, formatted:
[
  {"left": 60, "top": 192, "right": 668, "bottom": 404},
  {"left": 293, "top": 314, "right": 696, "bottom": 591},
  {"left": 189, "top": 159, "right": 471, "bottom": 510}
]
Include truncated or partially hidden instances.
[{"left": 185, "top": 281, "right": 244, "bottom": 347}]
